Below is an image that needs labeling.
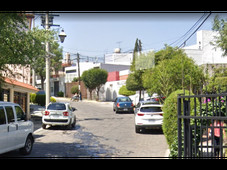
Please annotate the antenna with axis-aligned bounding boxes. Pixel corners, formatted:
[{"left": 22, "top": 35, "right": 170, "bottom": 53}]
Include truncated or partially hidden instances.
[{"left": 116, "top": 41, "right": 122, "bottom": 48}]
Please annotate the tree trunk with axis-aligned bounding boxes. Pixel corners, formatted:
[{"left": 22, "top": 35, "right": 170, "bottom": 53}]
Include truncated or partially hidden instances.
[
  {"left": 40, "top": 75, "right": 45, "bottom": 90},
  {"left": 139, "top": 90, "right": 142, "bottom": 101},
  {"left": 96, "top": 87, "right": 100, "bottom": 101},
  {"left": 89, "top": 90, "right": 92, "bottom": 100}
]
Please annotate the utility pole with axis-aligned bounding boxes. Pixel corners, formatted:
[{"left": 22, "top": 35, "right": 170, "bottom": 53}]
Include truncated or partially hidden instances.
[
  {"left": 40, "top": 12, "right": 66, "bottom": 106},
  {"left": 77, "top": 53, "right": 81, "bottom": 92},
  {"left": 77, "top": 53, "right": 82, "bottom": 100},
  {"left": 45, "top": 12, "right": 50, "bottom": 106}
]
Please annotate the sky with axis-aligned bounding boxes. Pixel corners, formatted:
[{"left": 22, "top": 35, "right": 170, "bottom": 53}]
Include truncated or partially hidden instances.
[{"left": 35, "top": 12, "right": 227, "bottom": 61}]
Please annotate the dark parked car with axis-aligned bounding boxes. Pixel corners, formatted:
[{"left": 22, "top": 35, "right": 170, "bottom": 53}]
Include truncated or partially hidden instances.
[{"left": 113, "top": 96, "right": 134, "bottom": 114}]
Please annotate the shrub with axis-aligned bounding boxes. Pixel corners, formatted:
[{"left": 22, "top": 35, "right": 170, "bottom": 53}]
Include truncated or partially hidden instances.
[
  {"left": 162, "top": 89, "right": 197, "bottom": 157},
  {"left": 119, "top": 85, "right": 136, "bottom": 96},
  {"left": 57, "top": 91, "right": 64, "bottom": 97},
  {"left": 30, "top": 93, "right": 36, "bottom": 103},
  {"left": 71, "top": 85, "right": 79, "bottom": 94},
  {"left": 50, "top": 97, "right": 56, "bottom": 103},
  {"left": 36, "top": 94, "right": 46, "bottom": 106}
]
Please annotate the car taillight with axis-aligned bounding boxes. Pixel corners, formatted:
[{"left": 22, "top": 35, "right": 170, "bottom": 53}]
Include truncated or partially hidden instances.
[
  {"left": 45, "top": 111, "right": 50, "bottom": 116},
  {"left": 63, "top": 111, "right": 69, "bottom": 116},
  {"left": 117, "top": 103, "right": 120, "bottom": 107},
  {"left": 137, "top": 113, "right": 144, "bottom": 116},
  {"left": 159, "top": 114, "right": 163, "bottom": 116},
  {"left": 131, "top": 103, "right": 134, "bottom": 107}
]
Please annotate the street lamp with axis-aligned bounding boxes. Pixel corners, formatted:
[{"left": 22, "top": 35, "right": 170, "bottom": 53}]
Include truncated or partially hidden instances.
[
  {"left": 59, "top": 29, "right": 67, "bottom": 43},
  {"left": 44, "top": 12, "right": 66, "bottom": 107}
]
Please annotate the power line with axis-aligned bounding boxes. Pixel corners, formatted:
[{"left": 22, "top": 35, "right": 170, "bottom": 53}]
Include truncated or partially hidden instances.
[
  {"left": 169, "top": 13, "right": 208, "bottom": 47},
  {"left": 178, "top": 12, "right": 212, "bottom": 48}
]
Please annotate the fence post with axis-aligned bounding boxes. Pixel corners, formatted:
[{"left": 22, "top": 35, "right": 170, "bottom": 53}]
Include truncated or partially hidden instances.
[{"left": 178, "top": 96, "right": 182, "bottom": 158}]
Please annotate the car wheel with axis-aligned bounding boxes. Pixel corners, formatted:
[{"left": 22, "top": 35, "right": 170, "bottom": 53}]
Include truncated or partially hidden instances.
[
  {"left": 72, "top": 116, "right": 76, "bottom": 128},
  {"left": 135, "top": 126, "right": 141, "bottom": 133},
  {"left": 66, "top": 119, "right": 73, "bottom": 130},
  {"left": 19, "top": 135, "right": 34, "bottom": 155},
  {"left": 42, "top": 123, "right": 46, "bottom": 129}
]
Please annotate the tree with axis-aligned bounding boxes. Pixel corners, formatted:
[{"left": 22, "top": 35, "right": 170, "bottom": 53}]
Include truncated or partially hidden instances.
[
  {"left": 71, "top": 85, "right": 79, "bottom": 94},
  {"left": 142, "top": 46, "right": 205, "bottom": 97},
  {"left": 0, "top": 13, "right": 45, "bottom": 84},
  {"left": 212, "top": 15, "right": 227, "bottom": 56},
  {"left": 127, "top": 38, "right": 145, "bottom": 100},
  {"left": 126, "top": 71, "right": 144, "bottom": 100},
  {"left": 205, "top": 66, "right": 227, "bottom": 93},
  {"left": 119, "top": 85, "right": 136, "bottom": 96},
  {"left": 131, "top": 38, "right": 142, "bottom": 72},
  {"left": 81, "top": 68, "right": 108, "bottom": 100},
  {"left": 30, "top": 28, "right": 63, "bottom": 90},
  {"left": 93, "top": 68, "right": 108, "bottom": 100}
]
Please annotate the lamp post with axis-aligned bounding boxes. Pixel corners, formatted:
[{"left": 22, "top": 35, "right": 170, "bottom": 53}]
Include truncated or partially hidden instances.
[
  {"left": 45, "top": 12, "right": 66, "bottom": 107},
  {"left": 59, "top": 29, "right": 67, "bottom": 43},
  {"left": 45, "top": 12, "right": 50, "bottom": 107}
]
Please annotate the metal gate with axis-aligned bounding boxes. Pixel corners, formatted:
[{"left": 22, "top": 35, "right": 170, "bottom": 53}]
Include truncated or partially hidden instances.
[{"left": 178, "top": 92, "right": 227, "bottom": 158}]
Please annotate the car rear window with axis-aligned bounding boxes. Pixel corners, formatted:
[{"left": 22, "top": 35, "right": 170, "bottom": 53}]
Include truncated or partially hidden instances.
[
  {"left": 47, "top": 103, "right": 66, "bottom": 110},
  {"left": 140, "top": 106, "right": 162, "bottom": 112},
  {"left": 119, "top": 98, "right": 131, "bottom": 102}
]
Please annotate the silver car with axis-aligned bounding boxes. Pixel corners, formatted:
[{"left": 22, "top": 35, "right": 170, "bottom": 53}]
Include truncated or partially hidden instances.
[{"left": 42, "top": 102, "right": 76, "bottom": 130}]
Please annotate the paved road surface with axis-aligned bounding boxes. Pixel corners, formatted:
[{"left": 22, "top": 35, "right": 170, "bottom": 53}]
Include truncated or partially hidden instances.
[{"left": 0, "top": 100, "right": 169, "bottom": 158}]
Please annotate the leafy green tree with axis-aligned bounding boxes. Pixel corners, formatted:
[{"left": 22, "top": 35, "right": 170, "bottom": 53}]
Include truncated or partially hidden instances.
[
  {"left": 142, "top": 46, "right": 205, "bottom": 97},
  {"left": 212, "top": 15, "right": 227, "bottom": 56},
  {"left": 81, "top": 68, "right": 108, "bottom": 100},
  {"left": 126, "top": 70, "right": 145, "bottom": 101},
  {"left": 71, "top": 85, "right": 79, "bottom": 94},
  {"left": 131, "top": 38, "right": 142, "bottom": 72},
  {"left": 0, "top": 13, "right": 45, "bottom": 84},
  {"left": 127, "top": 38, "right": 145, "bottom": 100},
  {"left": 30, "top": 28, "right": 63, "bottom": 90},
  {"left": 0, "top": 12, "right": 62, "bottom": 90},
  {"left": 205, "top": 66, "right": 227, "bottom": 93},
  {"left": 93, "top": 68, "right": 108, "bottom": 100},
  {"left": 119, "top": 85, "right": 136, "bottom": 96}
]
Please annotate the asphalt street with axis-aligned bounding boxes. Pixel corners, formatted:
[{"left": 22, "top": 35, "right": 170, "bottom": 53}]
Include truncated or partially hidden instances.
[{"left": 0, "top": 100, "right": 169, "bottom": 158}]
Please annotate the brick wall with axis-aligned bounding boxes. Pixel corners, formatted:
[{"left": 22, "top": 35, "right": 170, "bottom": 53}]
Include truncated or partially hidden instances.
[
  {"left": 107, "top": 71, "right": 119, "bottom": 82},
  {"left": 65, "top": 81, "right": 87, "bottom": 99},
  {"left": 119, "top": 74, "right": 128, "bottom": 80}
]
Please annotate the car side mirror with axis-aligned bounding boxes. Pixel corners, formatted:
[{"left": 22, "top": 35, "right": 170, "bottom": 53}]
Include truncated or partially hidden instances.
[{"left": 72, "top": 107, "right": 77, "bottom": 111}]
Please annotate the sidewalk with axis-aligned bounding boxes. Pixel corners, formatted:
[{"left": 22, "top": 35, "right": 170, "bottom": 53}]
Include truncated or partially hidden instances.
[{"left": 55, "top": 97, "right": 113, "bottom": 106}]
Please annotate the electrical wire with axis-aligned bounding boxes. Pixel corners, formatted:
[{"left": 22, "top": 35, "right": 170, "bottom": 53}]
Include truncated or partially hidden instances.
[
  {"left": 178, "top": 12, "right": 212, "bottom": 48},
  {"left": 169, "top": 13, "right": 208, "bottom": 47}
]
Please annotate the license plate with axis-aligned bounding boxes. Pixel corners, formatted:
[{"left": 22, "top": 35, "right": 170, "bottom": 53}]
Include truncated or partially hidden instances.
[
  {"left": 123, "top": 108, "right": 128, "bottom": 111},
  {"left": 51, "top": 114, "right": 59, "bottom": 118}
]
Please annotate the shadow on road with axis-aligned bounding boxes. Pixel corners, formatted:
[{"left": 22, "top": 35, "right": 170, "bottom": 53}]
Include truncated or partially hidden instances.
[{"left": 138, "top": 128, "right": 164, "bottom": 135}]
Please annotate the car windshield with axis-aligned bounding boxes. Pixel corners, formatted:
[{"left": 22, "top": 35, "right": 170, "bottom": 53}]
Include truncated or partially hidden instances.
[
  {"left": 119, "top": 98, "right": 131, "bottom": 102},
  {"left": 140, "top": 106, "right": 162, "bottom": 112},
  {"left": 47, "top": 103, "right": 66, "bottom": 110}
]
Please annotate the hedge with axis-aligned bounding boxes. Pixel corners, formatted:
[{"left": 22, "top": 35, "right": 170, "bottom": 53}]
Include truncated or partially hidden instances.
[
  {"left": 30, "top": 93, "right": 56, "bottom": 106},
  {"left": 162, "top": 89, "right": 198, "bottom": 157}
]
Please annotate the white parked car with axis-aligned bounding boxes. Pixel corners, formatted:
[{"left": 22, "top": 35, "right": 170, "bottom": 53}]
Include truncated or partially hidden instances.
[
  {"left": 42, "top": 102, "right": 76, "bottom": 130},
  {"left": 134, "top": 103, "right": 163, "bottom": 133},
  {"left": 0, "top": 102, "right": 34, "bottom": 155}
]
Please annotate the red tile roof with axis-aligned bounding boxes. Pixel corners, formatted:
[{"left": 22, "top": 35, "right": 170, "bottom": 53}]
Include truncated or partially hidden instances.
[{"left": 4, "top": 77, "right": 39, "bottom": 92}]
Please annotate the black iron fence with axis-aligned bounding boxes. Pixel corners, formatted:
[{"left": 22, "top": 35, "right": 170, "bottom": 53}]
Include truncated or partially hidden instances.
[{"left": 178, "top": 92, "right": 227, "bottom": 158}]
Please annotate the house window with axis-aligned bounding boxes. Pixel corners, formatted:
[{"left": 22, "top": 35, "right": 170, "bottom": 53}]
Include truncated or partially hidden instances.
[
  {"left": 0, "top": 89, "right": 10, "bottom": 102},
  {"left": 14, "top": 92, "right": 27, "bottom": 113}
]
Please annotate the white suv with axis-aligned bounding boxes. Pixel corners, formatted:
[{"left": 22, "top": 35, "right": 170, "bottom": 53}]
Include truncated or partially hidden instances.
[
  {"left": 135, "top": 103, "right": 163, "bottom": 133},
  {"left": 0, "top": 102, "right": 34, "bottom": 155},
  {"left": 42, "top": 102, "right": 76, "bottom": 130}
]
